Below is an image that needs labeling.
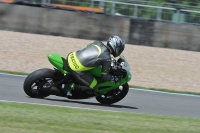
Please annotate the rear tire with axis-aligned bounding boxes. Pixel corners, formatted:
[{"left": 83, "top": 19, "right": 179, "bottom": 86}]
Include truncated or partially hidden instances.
[
  {"left": 96, "top": 83, "right": 129, "bottom": 105},
  {"left": 23, "top": 68, "right": 55, "bottom": 98}
]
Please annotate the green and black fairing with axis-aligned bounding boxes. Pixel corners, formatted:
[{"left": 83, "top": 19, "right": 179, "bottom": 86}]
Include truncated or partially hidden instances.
[{"left": 47, "top": 53, "right": 132, "bottom": 96}]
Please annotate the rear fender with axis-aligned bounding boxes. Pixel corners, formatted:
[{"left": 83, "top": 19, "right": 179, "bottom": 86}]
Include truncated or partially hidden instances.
[{"left": 47, "top": 53, "right": 69, "bottom": 74}]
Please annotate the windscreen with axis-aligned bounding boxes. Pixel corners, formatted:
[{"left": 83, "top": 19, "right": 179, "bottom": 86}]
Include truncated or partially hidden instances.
[{"left": 117, "top": 55, "right": 130, "bottom": 71}]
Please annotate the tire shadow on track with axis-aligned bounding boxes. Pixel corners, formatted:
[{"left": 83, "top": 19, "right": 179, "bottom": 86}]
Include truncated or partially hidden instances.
[{"left": 44, "top": 98, "right": 138, "bottom": 110}]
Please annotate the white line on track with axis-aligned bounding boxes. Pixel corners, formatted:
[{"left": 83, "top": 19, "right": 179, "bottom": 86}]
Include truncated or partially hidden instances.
[
  {"left": 1, "top": 72, "right": 200, "bottom": 97},
  {"left": 133, "top": 88, "right": 200, "bottom": 97}
]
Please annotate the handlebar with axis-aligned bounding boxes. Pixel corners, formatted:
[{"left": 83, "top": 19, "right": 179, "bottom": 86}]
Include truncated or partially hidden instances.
[{"left": 110, "top": 57, "right": 126, "bottom": 77}]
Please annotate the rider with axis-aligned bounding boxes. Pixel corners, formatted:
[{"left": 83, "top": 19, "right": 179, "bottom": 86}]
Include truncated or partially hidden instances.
[{"left": 63, "top": 35, "right": 125, "bottom": 96}]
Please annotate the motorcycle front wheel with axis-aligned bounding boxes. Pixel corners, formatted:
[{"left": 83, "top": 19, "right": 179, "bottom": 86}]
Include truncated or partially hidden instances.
[{"left": 95, "top": 83, "right": 129, "bottom": 105}]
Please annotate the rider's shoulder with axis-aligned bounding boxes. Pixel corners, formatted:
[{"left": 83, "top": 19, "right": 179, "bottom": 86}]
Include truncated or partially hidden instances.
[{"left": 92, "top": 40, "right": 105, "bottom": 45}]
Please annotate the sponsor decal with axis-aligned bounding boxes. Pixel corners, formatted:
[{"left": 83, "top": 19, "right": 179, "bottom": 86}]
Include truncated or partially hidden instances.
[{"left": 70, "top": 53, "right": 79, "bottom": 69}]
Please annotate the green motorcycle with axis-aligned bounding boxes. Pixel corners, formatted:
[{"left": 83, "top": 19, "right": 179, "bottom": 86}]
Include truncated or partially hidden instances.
[{"left": 23, "top": 53, "right": 132, "bottom": 104}]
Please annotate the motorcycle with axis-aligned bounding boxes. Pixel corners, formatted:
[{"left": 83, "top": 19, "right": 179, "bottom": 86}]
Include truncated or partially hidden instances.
[{"left": 23, "top": 53, "right": 132, "bottom": 104}]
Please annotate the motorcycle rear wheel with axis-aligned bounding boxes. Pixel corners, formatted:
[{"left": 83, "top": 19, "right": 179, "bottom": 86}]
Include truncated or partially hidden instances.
[
  {"left": 95, "top": 83, "right": 129, "bottom": 105},
  {"left": 23, "top": 68, "right": 55, "bottom": 98}
]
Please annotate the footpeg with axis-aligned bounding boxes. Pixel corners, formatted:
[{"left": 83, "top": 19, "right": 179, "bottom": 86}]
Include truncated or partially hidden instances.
[{"left": 67, "top": 91, "right": 72, "bottom": 97}]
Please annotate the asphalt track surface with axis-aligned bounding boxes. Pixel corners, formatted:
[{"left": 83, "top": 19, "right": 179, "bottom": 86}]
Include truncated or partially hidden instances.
[{"left": 0, "top": 73, "right": 200, "bottom": 119}]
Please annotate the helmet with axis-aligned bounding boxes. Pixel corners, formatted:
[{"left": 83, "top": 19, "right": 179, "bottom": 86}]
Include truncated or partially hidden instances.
[{"left": 107, "top": 35, "right": 125, "bottom": 57}]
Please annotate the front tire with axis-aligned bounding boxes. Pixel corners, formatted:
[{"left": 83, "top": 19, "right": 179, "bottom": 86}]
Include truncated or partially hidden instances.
[
  {"left": 23, "top": 68, "right": 55, "bottom": 98},
  {"left": 96, "top": 83, "right": 129, "bottom": 105}
]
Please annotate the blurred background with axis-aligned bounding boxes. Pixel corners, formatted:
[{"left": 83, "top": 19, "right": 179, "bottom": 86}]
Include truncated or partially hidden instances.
[
  {"left": 0, "top": 0, "right": 200, "bottom": 92},
  {"left": 0, "top": 0, "right": 200, "bottom": 51}
]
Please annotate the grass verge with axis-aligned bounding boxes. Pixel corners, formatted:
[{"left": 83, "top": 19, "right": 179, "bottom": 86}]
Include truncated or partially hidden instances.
[
  {"left": 0, "top": 101, "right": 200, "bottom": 133},
  {"left": 0, "top": 69, "right": 28, "bottom": 75},
  {"left": 1, "top": 69, "right": 200, "bottom": 96}
]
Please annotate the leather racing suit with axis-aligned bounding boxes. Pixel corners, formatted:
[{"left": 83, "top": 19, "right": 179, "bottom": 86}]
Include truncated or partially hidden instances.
[{"left": 66, "top": 41, "right": 112, "bottom": 91}]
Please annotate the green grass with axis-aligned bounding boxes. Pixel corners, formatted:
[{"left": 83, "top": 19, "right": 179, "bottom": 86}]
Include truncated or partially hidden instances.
[
  {"left": 1, "top": 69, "right": 200, "bottom": 96},
  {"left": 0, "top": 101, "right": 200, "bottom": 133},
  {"left": 0, "top": 70, "right": 28, "bottom": 75}
]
